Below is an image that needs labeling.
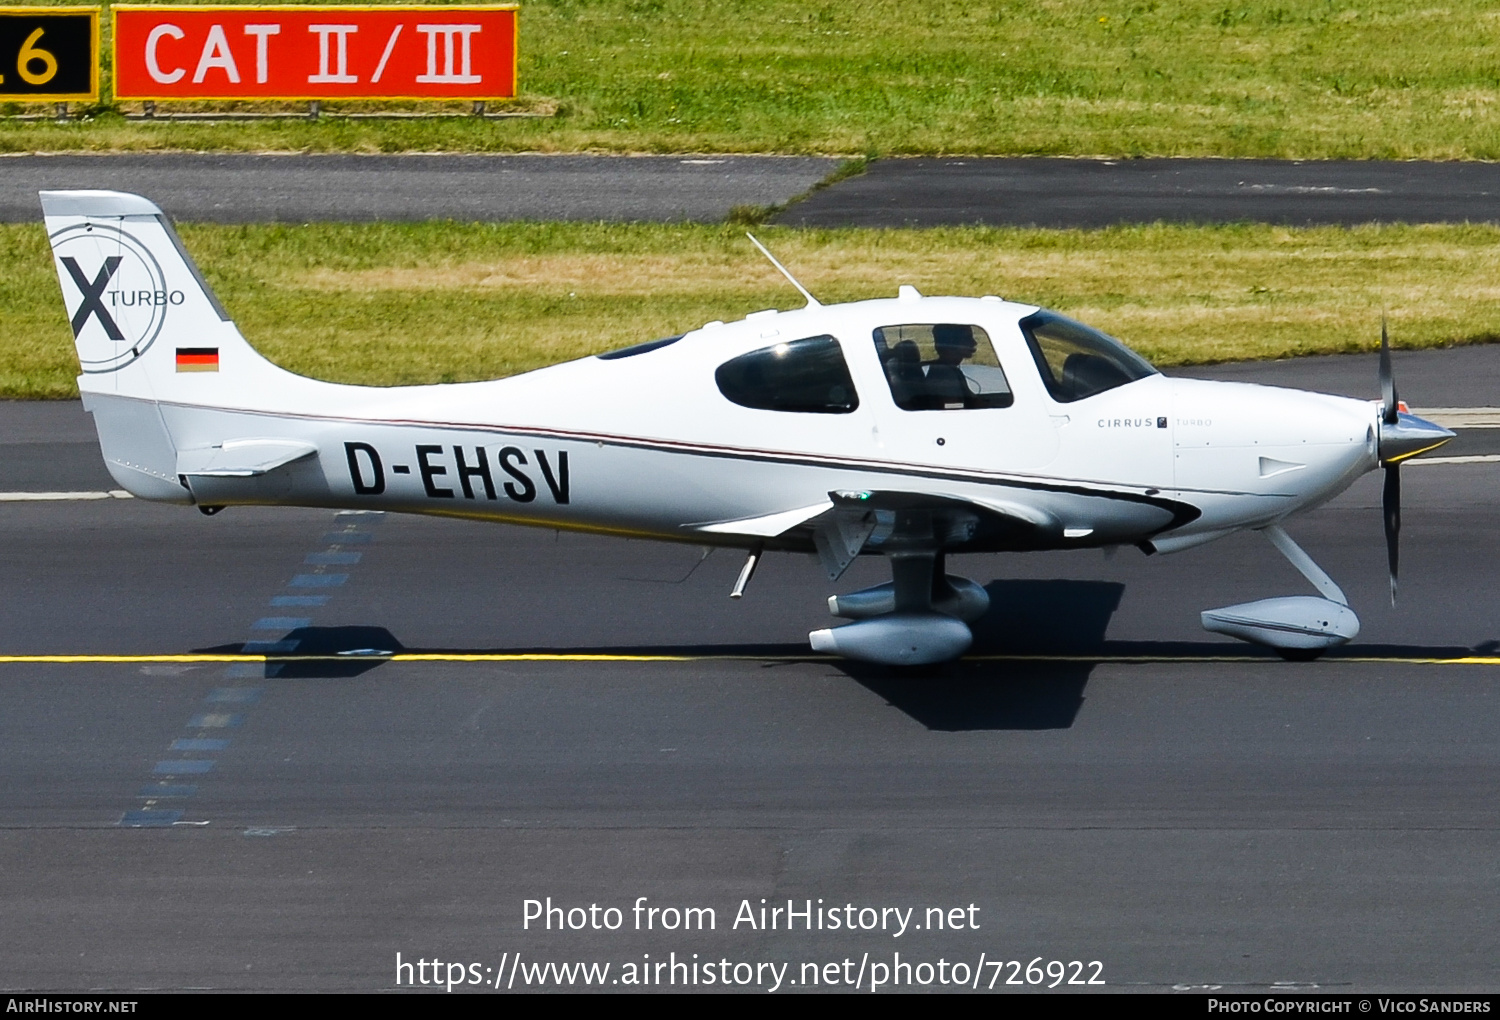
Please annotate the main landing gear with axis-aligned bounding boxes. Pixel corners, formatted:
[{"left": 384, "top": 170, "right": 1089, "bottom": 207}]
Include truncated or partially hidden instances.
[{"left": 809, "top": 551, "right": 989, "bottom": 665}]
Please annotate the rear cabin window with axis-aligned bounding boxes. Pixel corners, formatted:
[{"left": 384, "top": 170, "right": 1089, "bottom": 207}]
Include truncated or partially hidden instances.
[
  {"left": 1019, "top": 310, "right": 1157, "bottom": 403},
  {"left": 715, "top": 335, "right": 859, "bottom": 414},
  {"left": 873, "top": 324, "right": 1013, "bottom": 411}
]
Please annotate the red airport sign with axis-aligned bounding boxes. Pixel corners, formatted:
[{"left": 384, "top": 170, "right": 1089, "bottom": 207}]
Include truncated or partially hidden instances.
[
  {"left": 111, "top": 4, "right": 517, "bottom": 101},
  {"left": 0, "top": 7, "right": 99, "bottom": 102}
]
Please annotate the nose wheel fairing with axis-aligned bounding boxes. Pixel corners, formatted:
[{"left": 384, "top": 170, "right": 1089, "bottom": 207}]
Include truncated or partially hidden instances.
[
  {"left": 1200, "top": 525, "right": 1357, "bottom": 660},
  {"left": 1202, "top": 596, "right": 1360, "bottom": 657}
]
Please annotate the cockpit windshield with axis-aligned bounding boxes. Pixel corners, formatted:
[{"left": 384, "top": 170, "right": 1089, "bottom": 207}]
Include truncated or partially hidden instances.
[{"left": 1019, "top": 310, "right": 1157, "bottom": 403}]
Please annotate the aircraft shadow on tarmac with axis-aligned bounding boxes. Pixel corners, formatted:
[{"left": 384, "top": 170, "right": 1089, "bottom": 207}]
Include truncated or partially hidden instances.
[
  {"left": 195, "top": 581, "right": 1124, "bottom": 731},
  {"left": 847, "top": 580, "right": 1495, "bottom": 731},
  {"left": 202, "top": 625, "right": 404, "bottom": 679},
  {"left": 841, "top": 579, "right": 1120, "bottom": 731},
  {"left": 193, "top": 582, "right": 1494, "bottom": 731}
]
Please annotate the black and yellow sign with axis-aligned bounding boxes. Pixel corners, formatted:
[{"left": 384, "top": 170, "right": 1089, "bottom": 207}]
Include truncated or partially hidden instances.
[{"left": 0, "top": 7, "right": 98, "bottom": 101}]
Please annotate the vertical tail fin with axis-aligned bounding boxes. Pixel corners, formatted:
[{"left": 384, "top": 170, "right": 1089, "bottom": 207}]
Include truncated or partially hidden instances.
[
  {"left": 42, "top": 190, "right": 297, "bottom": 502},
  {"left": 41, "top": 190, "right": 284, "bottom": 401}
]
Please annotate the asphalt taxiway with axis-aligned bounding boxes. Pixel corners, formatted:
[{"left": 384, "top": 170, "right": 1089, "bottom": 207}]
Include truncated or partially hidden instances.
[
  {"left": 0, "top": 154, "right": 840, "bottom": 224},
  {"left": 1, "top": 346, "right": 1499, "bottom": 991},
  {"left": 12, "top": 154, "right": 1500, "bottom": 228},
  {"left": 780, "top": 157, "right": 1500, "bottom": 228}
]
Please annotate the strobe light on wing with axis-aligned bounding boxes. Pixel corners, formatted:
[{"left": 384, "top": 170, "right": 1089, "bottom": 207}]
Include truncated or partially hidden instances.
[{"left": 40, "top": 190, "right": 1454, "bottom": 666}]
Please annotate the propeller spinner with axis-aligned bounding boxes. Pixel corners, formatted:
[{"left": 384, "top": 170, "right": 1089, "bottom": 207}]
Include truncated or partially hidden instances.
[{"left": 1376, "top": 320, "right": 1456, "bottom": 603}]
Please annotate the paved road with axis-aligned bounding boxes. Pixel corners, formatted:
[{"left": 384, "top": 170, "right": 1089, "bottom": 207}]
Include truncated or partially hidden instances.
[
  {"left": 0, "top": 154, "right": 840, "bottom": 224},
  {"left": 2, "top": 349, "right": 1499, "bottom": 991},
  {"left": 14, "top": 154, "right": 1500, "bottom": 229},
  {"left": 781, "top": 158, "right": 1500, "bottom": 228}
]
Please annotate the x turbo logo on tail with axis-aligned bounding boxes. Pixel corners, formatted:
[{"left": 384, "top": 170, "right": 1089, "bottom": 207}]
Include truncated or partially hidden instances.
[{"left": 62, "top": 257, "right": 124, "bottom": 341}]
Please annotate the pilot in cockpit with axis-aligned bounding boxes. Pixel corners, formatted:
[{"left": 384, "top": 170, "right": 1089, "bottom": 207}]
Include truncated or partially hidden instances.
[{"left": 923, "top": 323, "right": 979, "bottom": 408}]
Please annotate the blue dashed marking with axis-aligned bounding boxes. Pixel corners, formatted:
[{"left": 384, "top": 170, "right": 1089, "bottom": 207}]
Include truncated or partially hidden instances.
[
  {"left": 206, "top": 687, "right": 262, "bottom": 703},
  {"left": 242, "top": 639, "right": 301, "bottom": 654},
  {"left": 223, "top": 664, "right": 267, "bottom": 679},
  {"left": 252, "top": 617, "right": 312, "bottom": 631},
  {"left": 119, "top": 511, "right": 382, "bottom": 829},
  {"left": 187, "top": 713, "right": 241, "bottom": 728},
  {"left": 305, "top": 551, "right": 361, "bottom": 565},
  {"left": 289, "top": 574, "right": 347, "bottom": 587},
  {"left": 171, "top": 738, "right": 230, "bottom": 752}
]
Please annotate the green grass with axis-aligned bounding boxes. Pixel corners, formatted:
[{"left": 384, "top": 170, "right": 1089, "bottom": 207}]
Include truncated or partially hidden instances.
[
  {"left": 6, "top": 220, "right": 1500, "bottom": 399},
  {"left": 8, "top": 0, "right": 1500, "bottom": 157}
]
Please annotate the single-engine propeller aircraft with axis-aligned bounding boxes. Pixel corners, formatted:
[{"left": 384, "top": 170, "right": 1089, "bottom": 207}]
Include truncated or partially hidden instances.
[{"left": 42, "top": 190, "right": 1457, "bottom": 665}]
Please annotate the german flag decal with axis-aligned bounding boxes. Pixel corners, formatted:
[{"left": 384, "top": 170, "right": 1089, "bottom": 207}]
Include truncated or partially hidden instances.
[{"left": 176, "top": 348, "right": 219, "bottom": 373}]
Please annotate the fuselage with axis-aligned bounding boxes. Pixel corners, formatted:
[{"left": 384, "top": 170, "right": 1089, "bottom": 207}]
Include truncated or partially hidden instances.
[{"left": 85, "top": 293, "right": 1381, "bottom": 556}]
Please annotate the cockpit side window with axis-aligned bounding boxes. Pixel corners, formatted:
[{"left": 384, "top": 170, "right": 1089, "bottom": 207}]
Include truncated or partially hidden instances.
[
  {"left": 872, "top": 324, "right": 1013, "bottom": 411},
  {"left": 715, "top": 335, "right": 859, "bottom": 414},
  {"left": 1019, "top": 310, "right": 1157, "bottom": 403}
]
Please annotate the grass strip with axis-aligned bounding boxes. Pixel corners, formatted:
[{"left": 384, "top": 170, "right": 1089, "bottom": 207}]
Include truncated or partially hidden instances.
[
  {"left": 8, "top": 0, "right": 1500, "bottom": 157},
  {"left": 4, "top": 219, "right": 1500, "bottom": 399}
]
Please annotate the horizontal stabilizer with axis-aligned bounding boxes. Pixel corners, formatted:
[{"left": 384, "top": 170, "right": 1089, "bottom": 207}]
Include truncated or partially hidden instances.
[
  {"left": 176, "top": 439, "right": 318, "bottom": 478},
  {"left": 691, "top": 501, "right": 833, "bottom": 537}
]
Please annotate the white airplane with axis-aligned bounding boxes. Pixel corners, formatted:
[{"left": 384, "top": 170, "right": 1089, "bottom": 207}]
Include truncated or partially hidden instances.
[{"left": 41, "top": 189, "right": 1456, "bottom": 665}]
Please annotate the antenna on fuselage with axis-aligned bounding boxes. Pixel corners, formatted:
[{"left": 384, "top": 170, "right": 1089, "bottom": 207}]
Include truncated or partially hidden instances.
[{"left": 746, "top": 233, "right": 821, "bottom": 308}]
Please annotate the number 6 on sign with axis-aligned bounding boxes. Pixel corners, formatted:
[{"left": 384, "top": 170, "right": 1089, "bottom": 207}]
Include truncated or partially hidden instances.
[
  {"left": 18, "top": 27, "right": 58, "bottom": 85},
  {"left": 0, "top": 8, "right": 99, "bottom": 100}
]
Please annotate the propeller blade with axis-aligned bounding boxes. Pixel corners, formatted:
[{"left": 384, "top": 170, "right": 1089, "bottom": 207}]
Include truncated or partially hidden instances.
[
  {"left": 1383, "top": 464, "right": 1401, "bottom": 605},
  {"left": 1379, "top": 317, "right": 1399, "bottom": 425}
]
